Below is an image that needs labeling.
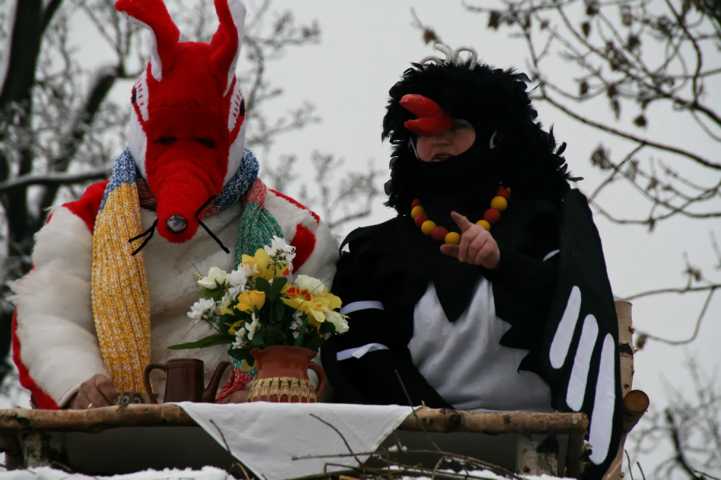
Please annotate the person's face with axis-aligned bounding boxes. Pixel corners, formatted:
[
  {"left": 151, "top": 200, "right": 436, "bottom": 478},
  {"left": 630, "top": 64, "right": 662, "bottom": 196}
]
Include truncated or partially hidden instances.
[{"left": 415, "top": 119, "right": 476, "bottom": 162}]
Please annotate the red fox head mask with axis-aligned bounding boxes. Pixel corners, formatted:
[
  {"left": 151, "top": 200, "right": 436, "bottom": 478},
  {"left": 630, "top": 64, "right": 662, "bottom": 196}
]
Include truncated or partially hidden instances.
[{"left": 117, "top": 0, "right": 247, "bottom": 243}]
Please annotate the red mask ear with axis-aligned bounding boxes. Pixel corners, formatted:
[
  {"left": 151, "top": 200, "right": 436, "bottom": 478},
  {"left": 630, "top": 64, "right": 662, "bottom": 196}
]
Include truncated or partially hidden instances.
[
  {"left": 210, "top": 0, "right": 246, "bottom": 95},
  {"left": 115, "top": 0, "right": 180, "bottom": 80},
  {"left": 400, "top": 94, "right": 453, "bottom": 136}
]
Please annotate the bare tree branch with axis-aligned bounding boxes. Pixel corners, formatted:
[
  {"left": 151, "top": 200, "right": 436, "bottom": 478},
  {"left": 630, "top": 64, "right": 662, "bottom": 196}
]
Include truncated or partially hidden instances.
[
  {"left": 634, "top": 287, "right": 716, "bottom": 347},
  {"left": 0, "top": 169, "right": 109, "bottom": 194},
  {"left": 39, "top": 65, "right": 118, "bottom": 211}
]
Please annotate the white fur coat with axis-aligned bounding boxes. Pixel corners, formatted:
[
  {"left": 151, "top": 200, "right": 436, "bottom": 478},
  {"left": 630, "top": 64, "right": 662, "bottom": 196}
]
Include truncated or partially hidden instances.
[{"left": 11, "top": 189, "right": 338, "bottom": 408}]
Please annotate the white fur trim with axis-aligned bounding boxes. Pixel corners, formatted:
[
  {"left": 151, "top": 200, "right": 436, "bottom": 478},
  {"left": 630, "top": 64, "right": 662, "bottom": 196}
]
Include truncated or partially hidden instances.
[
  {"left": 227, "top": 81, "right": 244, "bottom": 132},
  {"left": 222, "top": 0, "right": 246, "bottom": 95},
  {"left": 264, "top": 190, "right": 338, "bottom": 286},
  {"left": 123, "top": 14, "right": 163, "bottom": 81},
  {"left": 11, "top": 207, "right": 109, "bottom": 405},
  {"left": 224, "top": 112, "right": 246, "bottom": 185},
  {"left": 134, "top": 73, "right": 150, "bottom": 121},
  {"left": 125, "top": 67, "right": 149, "bottom": 179},
  {"left": 12, "top": 194, "right": 336, "bottom": 404},
  {"left": 126, "top": 91, "right": 148, "bottom": 179}
]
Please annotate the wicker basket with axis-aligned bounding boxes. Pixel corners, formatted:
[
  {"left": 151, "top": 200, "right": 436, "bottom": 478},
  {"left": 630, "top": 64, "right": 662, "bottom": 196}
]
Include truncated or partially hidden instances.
[{"left": 247, "top": 376, "right": 318, "bottom": 402}]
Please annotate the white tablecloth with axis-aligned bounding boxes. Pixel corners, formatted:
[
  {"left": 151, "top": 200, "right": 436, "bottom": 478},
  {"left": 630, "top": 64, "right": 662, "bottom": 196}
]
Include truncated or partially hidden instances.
[{"left": 177, "top": 402, "right": 413, "bottom": 480}]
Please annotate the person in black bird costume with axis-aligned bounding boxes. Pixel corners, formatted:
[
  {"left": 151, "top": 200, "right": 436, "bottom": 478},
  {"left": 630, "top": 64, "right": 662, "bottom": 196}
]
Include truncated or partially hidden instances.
[{"left": 320, "top": 44, "right": 623, "bottom": 479}]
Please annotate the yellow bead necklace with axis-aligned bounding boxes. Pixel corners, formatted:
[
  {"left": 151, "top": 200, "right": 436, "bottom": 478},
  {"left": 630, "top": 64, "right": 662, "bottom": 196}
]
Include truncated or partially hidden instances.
[{"left": 409, "top": 186, "right": 511, "bottom": 246}]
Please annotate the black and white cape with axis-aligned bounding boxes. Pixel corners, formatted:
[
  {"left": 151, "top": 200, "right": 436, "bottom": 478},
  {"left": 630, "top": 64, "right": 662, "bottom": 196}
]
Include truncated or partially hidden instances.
[{"left": 321, "top": 189, "right": 622, "bottom": 479}]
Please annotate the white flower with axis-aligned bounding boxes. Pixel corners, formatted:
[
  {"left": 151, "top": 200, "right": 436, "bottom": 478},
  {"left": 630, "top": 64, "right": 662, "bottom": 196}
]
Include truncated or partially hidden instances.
[
  {"left": 187, "top": 298, "right": 216, "bottom": 321},
  {"left": 326, "top": 310, "right": 350, "bottom": 334},
  {"left": 264, "top": 235, "right": 296, "bottom": 263},
  {"left": 218, "top": 291, "right": 234, "bottom": 313},
  {"left": 197, "top": 266, "right": 228, "bottom": 289},
  {"left": 290, "top": 313, "right": 303, "bottom": 332},
  {"left": 246, "top": 313, "right": 260, "bottom": 341},
  {"left": 295, "top": 274, "right": 327, "bottom": 294},
  {"left": 228, "top": 267, "right": 248, "bottom": 290},
  {"left": 232, "top": 327, "right": 247, "bottom": 350}
]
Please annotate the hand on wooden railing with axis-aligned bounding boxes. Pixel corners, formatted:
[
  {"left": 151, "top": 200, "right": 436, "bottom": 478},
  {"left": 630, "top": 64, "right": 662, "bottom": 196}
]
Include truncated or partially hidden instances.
[{"left": 67, "top": 374, "right": 118, "bottom": 409}]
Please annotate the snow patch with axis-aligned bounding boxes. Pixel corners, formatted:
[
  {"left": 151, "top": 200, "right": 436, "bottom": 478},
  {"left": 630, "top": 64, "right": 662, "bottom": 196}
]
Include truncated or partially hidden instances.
[{"left": 0, "top": 466, "right": 233, "bottom": 479}]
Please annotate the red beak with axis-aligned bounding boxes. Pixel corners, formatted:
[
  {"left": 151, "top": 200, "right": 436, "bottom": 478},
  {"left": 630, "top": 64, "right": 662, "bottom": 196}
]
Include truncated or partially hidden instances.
[{"left": 400, "top": 94, "right": 453, "bottom": 136}]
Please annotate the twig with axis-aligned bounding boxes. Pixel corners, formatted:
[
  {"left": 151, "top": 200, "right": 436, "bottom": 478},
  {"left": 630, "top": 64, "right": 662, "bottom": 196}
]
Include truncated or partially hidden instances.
[
  {"left": 665, "top": 410, "right": 704, "bottom": 479},
  {"left": 634, "top": 287, "right": 716, "bottom": 346},
  {"left": 588, "top": 144, "right": 643, "bottom": 202},
  {"left": 209, "top": 419, "right": 232, "bottom": 454},
  {"left": 308, "top": 413, "right": 363, "bottom": 467},
  {"left": 410, "top": 8, "right": 441, "bottom": 44},
  {"left": 209, "top": 419, "right": 253, "bottom": 480},
  {"left": 637, "top": 461, "right": 647, "bottom": 480},
  {"left": 695, "top": 470, "right": 721, "bottom": 480},
  {"left": 542, "top": 94, "right": 720, "bottom": 170},
  {"left": 623, "top": 284, "right": 718, "bottom": 301},
  {"left": 625, "top": 450, "right": 636, "bottom": 480},
  {"left": 393, "top": 369, "right": 443, "bottom": 453},
  {"left": 0, "top": 169, "right": 109, "bottom": 194},
  {"left": 711, "top": 231, "right": 721, "bottom": 269},
  {"left": 294, "top": 446, "right": 523, "bottom": 480}
]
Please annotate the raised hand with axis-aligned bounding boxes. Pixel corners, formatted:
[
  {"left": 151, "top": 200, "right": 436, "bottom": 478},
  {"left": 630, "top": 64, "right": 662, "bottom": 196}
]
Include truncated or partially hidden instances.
[{"left": 440, "top": 211, "right": 501, "bottom": 269}]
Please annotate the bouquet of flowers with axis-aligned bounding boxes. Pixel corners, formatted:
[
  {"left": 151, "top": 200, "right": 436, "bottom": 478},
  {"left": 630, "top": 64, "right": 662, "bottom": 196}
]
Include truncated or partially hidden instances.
[{"left": 171, "top": 236, "right": 348, "bottom": 365}]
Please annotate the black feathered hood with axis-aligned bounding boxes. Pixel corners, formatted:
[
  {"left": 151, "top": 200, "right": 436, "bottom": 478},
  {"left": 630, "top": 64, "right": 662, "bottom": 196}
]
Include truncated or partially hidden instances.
[{"left": 382, "top": 58, "right": 573, "bottom": 213}]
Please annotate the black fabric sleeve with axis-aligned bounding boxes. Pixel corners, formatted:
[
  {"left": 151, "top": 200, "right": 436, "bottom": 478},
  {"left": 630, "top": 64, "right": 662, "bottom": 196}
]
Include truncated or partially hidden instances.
[
  {"left": 485, "top": 204, "right": 561, "bottom": 348},
  {"left": 323, "top": 347, "right": 451, "bottom": 408},
  {"left": 321, "top": 228, "right": 451, "bottom": 408}
]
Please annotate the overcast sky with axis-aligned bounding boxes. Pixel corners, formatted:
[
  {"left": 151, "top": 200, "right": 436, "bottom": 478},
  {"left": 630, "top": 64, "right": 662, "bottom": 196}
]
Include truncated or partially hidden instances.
[{"left": 5, "top": 0, "right": 720, "bottom": 473}]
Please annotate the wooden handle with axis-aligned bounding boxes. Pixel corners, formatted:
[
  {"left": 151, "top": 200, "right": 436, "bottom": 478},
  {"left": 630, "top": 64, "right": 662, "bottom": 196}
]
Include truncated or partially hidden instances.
[{"left": 143, "top": 364, "right": 167, "bottom": 404}]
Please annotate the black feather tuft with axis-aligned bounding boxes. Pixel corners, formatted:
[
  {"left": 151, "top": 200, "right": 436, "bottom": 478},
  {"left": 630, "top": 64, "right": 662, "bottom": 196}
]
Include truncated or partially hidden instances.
[{"left": 382, "top": 60, "right": 575, "bottom": 213}]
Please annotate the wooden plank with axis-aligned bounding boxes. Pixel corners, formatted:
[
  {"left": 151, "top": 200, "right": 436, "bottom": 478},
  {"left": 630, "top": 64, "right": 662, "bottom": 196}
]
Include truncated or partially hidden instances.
[
  {"left": 0, "top": 405, "right": 588, "bottom": 435},
  {"left": 401, "top": 408, "right": 588, "bottom": 434}
]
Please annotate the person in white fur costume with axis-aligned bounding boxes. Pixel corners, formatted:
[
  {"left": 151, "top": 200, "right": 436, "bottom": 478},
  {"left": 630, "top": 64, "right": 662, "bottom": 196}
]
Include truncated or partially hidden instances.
[{"left": 10, "top": 0, "right": 337, "bottom": 409}]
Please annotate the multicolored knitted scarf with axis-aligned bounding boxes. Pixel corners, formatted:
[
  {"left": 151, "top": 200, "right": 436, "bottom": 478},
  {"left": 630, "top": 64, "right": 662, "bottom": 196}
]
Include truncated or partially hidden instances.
[{"left": 91, "top": 149, "right": 283, "bottom": 393}]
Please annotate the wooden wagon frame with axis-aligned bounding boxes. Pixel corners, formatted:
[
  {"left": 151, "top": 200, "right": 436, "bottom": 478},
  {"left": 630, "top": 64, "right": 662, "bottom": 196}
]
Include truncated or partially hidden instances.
[{"left": 0, "top": 301, "right": 647, "bottom": 479}]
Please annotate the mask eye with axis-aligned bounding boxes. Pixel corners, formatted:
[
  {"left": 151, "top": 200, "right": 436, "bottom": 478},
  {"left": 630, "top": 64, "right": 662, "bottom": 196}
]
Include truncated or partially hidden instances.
[
  {"left": 155, "top": 136, "right": 177, "bottom": 145},
  {"left": 194, "top": 137, "right": 216, "bottom": 149}
]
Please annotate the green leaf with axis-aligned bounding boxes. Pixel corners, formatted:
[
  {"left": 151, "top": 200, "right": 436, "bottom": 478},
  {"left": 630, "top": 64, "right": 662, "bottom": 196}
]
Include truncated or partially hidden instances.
[
  {"left": 200, "top": 288, "right": 225, "bottom": 302},
  {"left": 270, "top": 302, "right": 286, "bottom": 325},
  {"left": 255, "top": 277, "right": 271, "bottom": 294},
  {"left": 269, "top": 277, "right": 287, "bottom": 301},
  {"left": 168, "top": 334, "right": 231, "bottom": 350}
]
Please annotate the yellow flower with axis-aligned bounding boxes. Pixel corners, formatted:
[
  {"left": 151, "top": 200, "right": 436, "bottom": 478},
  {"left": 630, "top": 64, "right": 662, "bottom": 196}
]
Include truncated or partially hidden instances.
[
  {"left": 241, "top": 248, "right": 275, "bottom": 280},
  {"left": 235, "top": 290, "right": 266, "bottom": 313},
  {"left": 282, "top": 281, "right": 342, "bottom": 326}
]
